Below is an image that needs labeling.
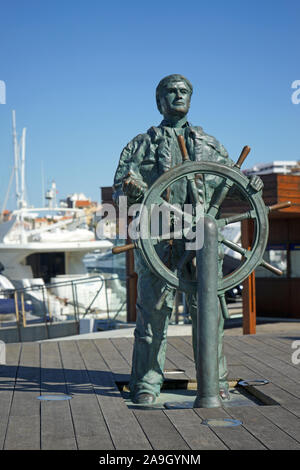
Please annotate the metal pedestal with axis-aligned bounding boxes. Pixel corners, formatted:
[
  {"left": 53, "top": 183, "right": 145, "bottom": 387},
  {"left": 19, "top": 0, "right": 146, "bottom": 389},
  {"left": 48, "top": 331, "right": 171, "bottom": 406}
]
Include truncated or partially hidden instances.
[{"left": 193, "top": 216, "right": 221, "bottom": 408}]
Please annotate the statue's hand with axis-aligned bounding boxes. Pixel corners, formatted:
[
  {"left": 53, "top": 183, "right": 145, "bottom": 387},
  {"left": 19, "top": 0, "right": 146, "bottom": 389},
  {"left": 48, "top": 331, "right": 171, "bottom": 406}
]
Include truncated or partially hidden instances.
[
  {"left": 248, "top": 175, "right": 264, "bottom": 192},
  {"left": 122, "top": 172, "right": 148, "bottom": 203}
]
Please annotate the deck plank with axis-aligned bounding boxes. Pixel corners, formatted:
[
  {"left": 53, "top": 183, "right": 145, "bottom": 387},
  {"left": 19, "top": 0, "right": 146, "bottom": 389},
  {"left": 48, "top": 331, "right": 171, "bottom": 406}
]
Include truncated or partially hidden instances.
[
  {"left": 168, "top": 337, "right": 194, "bottom": 359},
  {"left": 232, "top": 349, "right": 300, "bottom": 397},
  {"left": 227, "top": 363, "right": 266, "bottom": 383},
  {"left": 228, "top": 336, "right": 300, "bottom": 383},
  {"left": 164, "top": 409, "right": 228, "bottom": 450},
  {"left": 166, "top": 339, "right": 196, "bottom": 378},
  {"left": 110, "top": 338, "right": 133, "bottom": 365},
  {"left": 281, "top": 402, "right": 300, "bottom": 418},
  {"left": 275, "top": 335, "right": 300, "bottom": 348},
  {"left": 194, "top": 406, "right": 267, "bottom": 450},
  {"left": 0, "top": 343, "right": 21, "bottom": 450},
  {"left": 256, "top": 405, "right": 300, "bottom": 444},
  {"left": 3, "top": 343, "right": 40, "bottom": 450},
  {"left": 258, "top": 336, "right": 299, "bottom": 353},
  {"left": 58, "top": 340, "right": 115, "bottom": 450},
  {"left": 239, "top": 335, "right": 300, "bottom": 364},
  {"left": 3, "top": 415, "right": 41, "bottom": 450},
  {"left": 227, "top": 405, "right": 300, "bottom": 450},
  {"left": 133, "top": 409, "right": 190, "bottom": 450},
  {"left": 77, "top": 339, "right": 151, "bottom": 450},
  {"left": 40, "top": 342, "right": 77, "bottom": 450},
  {"left": 181, "top": 335, "right": 242, "bottom": 366},
  {"left": 227, "top": 341, "right": 300, "bottom": 404},
  {"left": 93, "top": 338, "right": 130, "bottom": 371},
  {"left": 7, "top": 342, "right": 40, "bottom": 417}
]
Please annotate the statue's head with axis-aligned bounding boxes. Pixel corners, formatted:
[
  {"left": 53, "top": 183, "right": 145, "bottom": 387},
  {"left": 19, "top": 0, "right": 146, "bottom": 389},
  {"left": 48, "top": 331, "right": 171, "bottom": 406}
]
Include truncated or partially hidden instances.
[{"left": 156, "top": 74, "right": 193, "bottom": 120}]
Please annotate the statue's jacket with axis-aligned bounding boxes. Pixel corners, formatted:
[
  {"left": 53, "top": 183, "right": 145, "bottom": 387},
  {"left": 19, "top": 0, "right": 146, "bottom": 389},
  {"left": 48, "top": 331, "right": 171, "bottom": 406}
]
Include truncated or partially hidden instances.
[
  {"left": 114, "top": 123, "right": 231, "bottom": 391},
  {"left": 113, "top": 122, "right": 234, "bottom": 210}
]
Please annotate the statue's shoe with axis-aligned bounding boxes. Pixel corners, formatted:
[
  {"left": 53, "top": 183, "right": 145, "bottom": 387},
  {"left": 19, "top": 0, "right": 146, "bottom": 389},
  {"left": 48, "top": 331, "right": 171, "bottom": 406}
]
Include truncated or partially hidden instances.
[
  {"left": 133, "top": 393, "right": 156, "bottom": 405},
  {"left": 219, "top": 388, "right": 230, "bottom": 401}
]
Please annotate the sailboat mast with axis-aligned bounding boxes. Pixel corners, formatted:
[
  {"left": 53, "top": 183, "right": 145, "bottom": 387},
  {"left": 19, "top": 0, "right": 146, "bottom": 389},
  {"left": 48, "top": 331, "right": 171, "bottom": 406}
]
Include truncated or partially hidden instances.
[
  {"left": 20, "top": 127, "right": 27, "bottom": 209},
  {"left": 12, "top": 110, "right": 20, "bottom": 209}
]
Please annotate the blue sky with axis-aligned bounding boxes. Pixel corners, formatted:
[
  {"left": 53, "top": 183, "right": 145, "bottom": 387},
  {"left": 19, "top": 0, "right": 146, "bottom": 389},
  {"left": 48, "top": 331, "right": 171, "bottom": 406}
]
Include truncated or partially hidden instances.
[{"left": 0, "top": 0, "right": 299, "bottom": 209}]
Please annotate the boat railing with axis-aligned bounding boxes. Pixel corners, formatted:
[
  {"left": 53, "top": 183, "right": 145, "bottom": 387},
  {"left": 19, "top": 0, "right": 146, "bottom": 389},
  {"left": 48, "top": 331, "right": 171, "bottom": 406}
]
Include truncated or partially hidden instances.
[
  {"left": 2, "top": 207, "right": 95, "bottom": 243},
  {"left": 0, "top": 274, "right": 127, "bottom": 336}
]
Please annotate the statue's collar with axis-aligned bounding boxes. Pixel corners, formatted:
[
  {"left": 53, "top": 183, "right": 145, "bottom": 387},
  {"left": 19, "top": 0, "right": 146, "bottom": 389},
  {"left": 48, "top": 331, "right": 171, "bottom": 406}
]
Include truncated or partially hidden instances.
[
  {"left": 159, "top": 119, "right": 191, "bottom": 129},
  {"left": 148, "top": 122, "right": 204, "bottom": 142}
]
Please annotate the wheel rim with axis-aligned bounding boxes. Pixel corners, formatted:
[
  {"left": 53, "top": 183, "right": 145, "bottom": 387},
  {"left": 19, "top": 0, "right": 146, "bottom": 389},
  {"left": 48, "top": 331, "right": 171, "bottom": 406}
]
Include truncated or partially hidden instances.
[{"left": 137, "top": 161, "right": 268, "bottom": 295}]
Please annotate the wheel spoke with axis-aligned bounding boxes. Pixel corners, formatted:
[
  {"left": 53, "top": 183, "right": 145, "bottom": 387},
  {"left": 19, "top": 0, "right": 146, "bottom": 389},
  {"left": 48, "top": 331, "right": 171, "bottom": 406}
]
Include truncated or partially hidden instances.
[
  {"left": 151, "top": 197, "right": 204, "bottom": 243},
  {"left": 157, "top": 198, "right": 194, "bottom": 225},
  {"left": 218, "top": 293, "right": 230, "bottom": 319},
  {"left": 268, "top": 201, "right": 291, "bottom": 212},
  {"left": 259, "top": 260, "right": 283, "bottom": 276},
  {"left": 207, "top": 177, "right": 233, "bottom": 217},
  {"left": 186, "top": 174, "right": 204, "bottom": 206},
  {"left": 217, "top": 209, "right": 256, "bottom": 228},
  {"left": 221, "top": 237, "right": 251, "bottom": 259}
]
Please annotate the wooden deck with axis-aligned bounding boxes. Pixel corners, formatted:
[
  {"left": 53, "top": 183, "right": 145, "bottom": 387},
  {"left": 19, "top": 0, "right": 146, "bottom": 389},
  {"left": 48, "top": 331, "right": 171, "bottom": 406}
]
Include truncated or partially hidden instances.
[{"left": 1, "top": 331, "right": 300, "bottom": 451}]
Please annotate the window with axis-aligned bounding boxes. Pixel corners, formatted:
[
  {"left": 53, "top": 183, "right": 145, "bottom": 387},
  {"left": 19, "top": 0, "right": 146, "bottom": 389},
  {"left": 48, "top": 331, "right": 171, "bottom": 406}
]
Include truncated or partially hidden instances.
[
  {"left": 255, "top": 244, "right": 287, "bottom": 278},
  {"left": 290, "top": 244, "right": 300, "bottom": 278}
]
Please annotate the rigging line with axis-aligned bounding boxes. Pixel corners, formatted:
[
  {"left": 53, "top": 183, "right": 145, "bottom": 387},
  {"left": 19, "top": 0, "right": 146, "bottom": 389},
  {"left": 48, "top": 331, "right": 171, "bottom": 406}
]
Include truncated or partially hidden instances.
[{"left": 1, "top": 166, "right": 15, "bottom": 216}]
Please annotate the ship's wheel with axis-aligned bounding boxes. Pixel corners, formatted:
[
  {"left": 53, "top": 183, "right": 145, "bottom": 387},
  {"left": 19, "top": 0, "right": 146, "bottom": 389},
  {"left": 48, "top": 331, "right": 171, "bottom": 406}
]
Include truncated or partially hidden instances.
[{"left": 113, "top": 138, "right": 289, "bottom": 317}]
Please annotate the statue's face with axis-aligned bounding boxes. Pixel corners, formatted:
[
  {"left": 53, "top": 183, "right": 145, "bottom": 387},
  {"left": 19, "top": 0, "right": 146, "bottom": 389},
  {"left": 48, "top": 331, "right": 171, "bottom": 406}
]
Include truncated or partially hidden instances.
[{"left": 159, "top": 80, "right": 191, "bottom": 119}]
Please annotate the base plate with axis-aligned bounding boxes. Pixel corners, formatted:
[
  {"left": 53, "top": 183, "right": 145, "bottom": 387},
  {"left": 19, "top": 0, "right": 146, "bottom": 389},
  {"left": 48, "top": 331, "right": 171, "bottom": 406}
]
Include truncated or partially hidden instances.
[{"left": 122, "top": 384, "right": 262, "bottom": 410}]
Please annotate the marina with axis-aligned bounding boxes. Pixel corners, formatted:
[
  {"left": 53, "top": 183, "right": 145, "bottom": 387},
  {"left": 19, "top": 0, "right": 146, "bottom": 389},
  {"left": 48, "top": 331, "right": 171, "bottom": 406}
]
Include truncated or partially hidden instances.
[{"left": 0, "top": 112, "right": 127, "bottom": 341}]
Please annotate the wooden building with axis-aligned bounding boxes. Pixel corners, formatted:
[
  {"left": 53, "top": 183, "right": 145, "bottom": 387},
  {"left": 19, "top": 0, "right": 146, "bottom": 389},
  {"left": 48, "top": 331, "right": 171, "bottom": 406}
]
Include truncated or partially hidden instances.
[
  {"left": 223, "top": 172, "right": 300, "bottom": 332},
  {"left": 253, "top": 173, "right": 300, "bottom": 320}
]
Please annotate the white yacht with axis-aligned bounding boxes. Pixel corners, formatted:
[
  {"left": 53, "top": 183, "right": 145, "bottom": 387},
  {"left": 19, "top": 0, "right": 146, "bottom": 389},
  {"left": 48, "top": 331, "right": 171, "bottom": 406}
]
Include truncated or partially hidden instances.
[{"left": 0, "top": 111, "right": 126, "bottom": 329}]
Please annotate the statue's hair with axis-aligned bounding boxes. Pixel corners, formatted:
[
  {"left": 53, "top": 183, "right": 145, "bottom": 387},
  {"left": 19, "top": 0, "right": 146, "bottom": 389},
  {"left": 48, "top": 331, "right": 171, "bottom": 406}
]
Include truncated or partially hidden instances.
[{"left": 156, "top": 74, "right": 193, "bottom": 113}]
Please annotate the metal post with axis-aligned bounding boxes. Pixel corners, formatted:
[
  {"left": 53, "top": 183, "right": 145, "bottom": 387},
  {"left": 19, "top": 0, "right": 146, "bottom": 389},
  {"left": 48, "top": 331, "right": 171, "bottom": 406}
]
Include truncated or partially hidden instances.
[
  {"left": 74, "top": 283, "right": 80, "bottom": 320},
  {"left": 14, "top": 290, "right": 21, "bottom": 341},
  {"left": 20, "top": 291, "right": 27, "bottom": 327},
  {"left": 47, "top": 289, "right": 52, "bottom": 323},
  {"left": 241, "top": 219, "right": 256, "bottom": 334},
  {"left": 104, "top": 278, "right": 110, "bottom": 327},
  {"left": 44, "top": 288, "right": 50, "bottom": 339},
  {"left": 42, "top": 287, "right": 48, "bottom": 322},
  {"left": 174, "top": 290, "right": 179, "bottom": 324},
  {"left": 193, "top": 215, "right": 221, "bottom": 408},
  {"left": 71, "top": 282, "right": 77, "bottom": 321},
  {"left": 14, "top": 290, "right": 20, "bottom": 323},
  {"left": 71, "top": 282, "right": 80, "bottom": 334},
  {"left": 72, "top": 283, "right": 80, "bottom": 334}
]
